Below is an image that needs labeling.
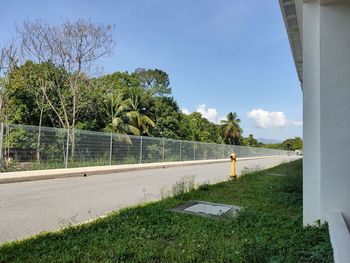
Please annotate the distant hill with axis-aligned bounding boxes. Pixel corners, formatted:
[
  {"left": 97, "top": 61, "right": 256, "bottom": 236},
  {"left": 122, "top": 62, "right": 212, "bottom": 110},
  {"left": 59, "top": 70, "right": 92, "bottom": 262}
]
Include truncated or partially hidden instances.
[{"left": 257, "top": 138, "right": 282, "bottom": 144}]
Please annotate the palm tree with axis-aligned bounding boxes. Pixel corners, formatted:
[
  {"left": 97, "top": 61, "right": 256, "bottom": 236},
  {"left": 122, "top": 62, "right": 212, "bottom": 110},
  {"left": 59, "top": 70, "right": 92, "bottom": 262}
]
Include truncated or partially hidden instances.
[
  {"left": 103, "top": 92, "right": 139, "bottom": 135},
  {"left": 220, "top": 112, "right": 242, "bottom": 145},
  {"left": 125, "top": 87, "right": 155, "bottom": 135}
]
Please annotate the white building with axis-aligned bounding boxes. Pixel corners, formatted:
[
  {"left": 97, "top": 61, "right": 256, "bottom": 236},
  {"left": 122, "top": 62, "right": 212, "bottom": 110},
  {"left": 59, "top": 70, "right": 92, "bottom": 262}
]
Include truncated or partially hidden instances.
[{"left": 279, "top": 0, "right": 350, "bottom": 262}]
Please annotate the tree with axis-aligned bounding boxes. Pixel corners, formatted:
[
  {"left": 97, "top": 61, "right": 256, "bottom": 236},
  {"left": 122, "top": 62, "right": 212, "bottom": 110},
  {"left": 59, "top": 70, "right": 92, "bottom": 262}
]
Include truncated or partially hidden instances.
[
  {"left": 220, "top": 112, "right": 243, "bottom": 145},
  {"left": 178, "top": 113, "right": 197, "bottom": 141},
  {"left": 0, "top": 42, "right": 20, "bottom": 163},
  {"left": 17, "top": 19, "right": 116, "bottom": 157},
  {"left": 0, "top": 42, "right": 19, "bottom": 77},
  {"left": 244, "top": 134, "right": 259, "bottom": 147},
  {"left": 75, "top": 71, "right": 140, "bottom": 131},
  {"left": 149, "top": 96, "right": 181, "bottom": 139},
  {"left": 102, "top": 91, "right": 138, "bottom": 135},
  {"left": 4, "top": 61, "right": 67, "bottom": 161},
  {"left": 177, "top": 112, "right": 222, "bottom": 143},
  {"left": 281, "top": 137, "right": 303, "bottom": 150},
  {"left": 262, "top": 137, "right": 303, "bottom": 150},
  {"left": 16, "top": 20, "right": 53, "bottom": 64},
  {"left": 132, "top": 68, "right": 171, "bottom": 96},
  {"left": 0, "top": 42, "right": 19, "bottom": 122},
  {"left": 203, "top": 122, "right": 222, "bottom": 144},
  {"left": 4, "top": 62, "right": 62, "bottom": 124},
  {"left": 125, "top": 87, "right": 155, "bottom": 135},
  {"left": 2, "top": 20, "right": 253, "bottom": 152}
]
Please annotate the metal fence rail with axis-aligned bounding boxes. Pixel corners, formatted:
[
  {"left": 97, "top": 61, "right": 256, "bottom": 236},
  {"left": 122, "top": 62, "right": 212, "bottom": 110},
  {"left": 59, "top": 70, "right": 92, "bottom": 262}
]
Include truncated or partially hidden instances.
[{"left": 0, "top": 123, "right": 295, "bottom": 172}]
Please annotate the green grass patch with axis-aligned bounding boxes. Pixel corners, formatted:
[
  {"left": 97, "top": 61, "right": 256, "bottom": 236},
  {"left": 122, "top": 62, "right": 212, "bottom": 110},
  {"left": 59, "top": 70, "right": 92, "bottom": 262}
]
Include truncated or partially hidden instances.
[{"left": 0, "top": 160, "right": 333, "bottom": 263}]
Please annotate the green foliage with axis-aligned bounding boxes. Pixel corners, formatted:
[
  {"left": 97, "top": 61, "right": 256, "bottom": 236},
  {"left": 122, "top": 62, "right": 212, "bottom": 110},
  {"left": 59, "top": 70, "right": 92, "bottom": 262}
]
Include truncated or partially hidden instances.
[
  {"left": 3, "top": 61, "right": 245, "bottom": 146},
  {"left": 221, "top": 112, "right": 243, "bottom": 145},
  {"left": 263, "top": 137, "right": 303, "bottom": 151},
  {"left": 243, "top": 134, "right": 259, "bottom": 147},
  {"left": 149, "top": 96, "right": 182, "bottom": 139},
  {"left": 263, "top": 143, "right": 282, "bottom": 149},
  {"left": 282, "top": 137, "right": 303, "bottom": 150},
  {"left": 132, "top": 68, "right": 172, "bottom": 96},
  {"left": 125, "top": 87, "right": 155, "bottom": 135},
  {"left": 3, "top": 61, "right": 67, "bottom": 125},
  {"left": 178, "top": 112, "right": 223, "bottom": 144},
  {"left": 87, "top": 71, "right": 140, "bottom": 132},
  {"left": 0, "top": 160, "right": 333, "bottom": 262}
]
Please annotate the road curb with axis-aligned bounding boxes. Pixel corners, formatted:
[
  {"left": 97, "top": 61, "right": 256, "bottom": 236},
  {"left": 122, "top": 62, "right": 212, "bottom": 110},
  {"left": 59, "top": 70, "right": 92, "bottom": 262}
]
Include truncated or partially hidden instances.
[{"left": 0, "top": 156, "right": 288, "bottom": 184}]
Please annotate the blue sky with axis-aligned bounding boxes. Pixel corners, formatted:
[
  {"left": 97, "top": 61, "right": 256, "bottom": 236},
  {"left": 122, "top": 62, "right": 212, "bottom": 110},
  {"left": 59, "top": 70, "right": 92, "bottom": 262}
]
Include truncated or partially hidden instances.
[{"left": 0, "top": 0, "right": 302, "bottom": 141}]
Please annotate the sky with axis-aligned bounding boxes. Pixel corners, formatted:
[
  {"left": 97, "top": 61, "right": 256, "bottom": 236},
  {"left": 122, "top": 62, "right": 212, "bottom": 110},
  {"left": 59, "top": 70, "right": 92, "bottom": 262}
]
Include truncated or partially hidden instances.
[{"left": 0, "top": 0, "right": 302, "bottom": 141}]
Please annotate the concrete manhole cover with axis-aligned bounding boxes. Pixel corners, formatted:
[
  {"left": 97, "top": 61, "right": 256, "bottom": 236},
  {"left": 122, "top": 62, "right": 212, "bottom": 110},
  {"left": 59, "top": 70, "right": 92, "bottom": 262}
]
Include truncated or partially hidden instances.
[{"left": 170, "top": 201, "right": 240, "bottom": 218}]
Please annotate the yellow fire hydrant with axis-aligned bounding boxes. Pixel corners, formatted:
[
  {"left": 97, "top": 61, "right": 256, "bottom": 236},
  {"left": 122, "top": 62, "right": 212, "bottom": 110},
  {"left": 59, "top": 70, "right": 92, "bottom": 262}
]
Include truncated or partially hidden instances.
[{"left": 230, "top": 153, "right": 237, "bottom": 179}]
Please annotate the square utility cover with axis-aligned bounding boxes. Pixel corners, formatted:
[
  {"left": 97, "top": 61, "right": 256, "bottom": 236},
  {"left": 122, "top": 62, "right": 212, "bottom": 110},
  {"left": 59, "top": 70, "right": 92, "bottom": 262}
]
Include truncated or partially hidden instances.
[{"left": 170, "top": 200, "right": 240, "bottom": 218}]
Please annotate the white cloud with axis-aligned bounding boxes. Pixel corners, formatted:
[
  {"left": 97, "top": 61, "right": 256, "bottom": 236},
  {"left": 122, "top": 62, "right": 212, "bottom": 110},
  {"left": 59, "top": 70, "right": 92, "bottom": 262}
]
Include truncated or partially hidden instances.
[
  {"left": 181, "top": 108, "right": 191, "bottom": 115},
  {"left": 291, "top": 120, "right": 303, "bottom": 127},
  {"left": 247, "top": 108, "right": 302, "bottom": 129},
  {"left": 196, "top": 104, "right": 220, "bottom": 123},
  {"left": 181, "top": 104, "right": 224, "bottom": 123}
]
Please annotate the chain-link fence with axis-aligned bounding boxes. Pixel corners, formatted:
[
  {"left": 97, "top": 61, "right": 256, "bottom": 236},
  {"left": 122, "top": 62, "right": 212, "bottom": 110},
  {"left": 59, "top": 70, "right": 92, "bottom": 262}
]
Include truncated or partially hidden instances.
[{"left": 0, "top": 123, "right": 295, "bottom": 172}]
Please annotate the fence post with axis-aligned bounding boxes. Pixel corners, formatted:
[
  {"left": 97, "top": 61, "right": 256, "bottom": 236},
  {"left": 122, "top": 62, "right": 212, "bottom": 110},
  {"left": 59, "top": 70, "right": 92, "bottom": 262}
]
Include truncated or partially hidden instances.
[
  {"left": 162, "top": 138, "right": 165, "bottom": 162},
  {"left": 65, "top": 128, "right": 69, "bottom": 168},
  {"left": 6, "top": 124, "right": 9, "bottom": 162},
  {"left": 139, "top": 136, "right": 143, "bottom": 164},
  {"left": 109, "top": 133, "right": 113, "bottom": 165},
  {"left": 179, "top": 141, "right": 182, "bottom": 162},
  {"left": 204, "top": 143, "right": 207, "bottom": 160},
  {"left": 193, "top": 142, "right": 196, "bottom": 160},
  {"left": 0, "top": 123, "right": 3, "bottom": 169}
]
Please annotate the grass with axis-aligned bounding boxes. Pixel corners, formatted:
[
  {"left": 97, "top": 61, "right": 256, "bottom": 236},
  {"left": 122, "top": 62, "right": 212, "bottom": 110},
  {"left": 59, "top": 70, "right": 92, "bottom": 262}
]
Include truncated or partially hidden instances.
[
  {"left": 2, "top": 155, "right": 182, "bottom": 172},
  {"left": 0, "top": 159, "right": 333, "bottom": 263}
]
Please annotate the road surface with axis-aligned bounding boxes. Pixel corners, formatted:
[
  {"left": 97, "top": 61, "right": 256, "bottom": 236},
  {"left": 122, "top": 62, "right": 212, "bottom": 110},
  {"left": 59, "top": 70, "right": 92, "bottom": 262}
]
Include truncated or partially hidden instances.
[{"left": 0, "top": 156, "right": 299, "bottom": 243}]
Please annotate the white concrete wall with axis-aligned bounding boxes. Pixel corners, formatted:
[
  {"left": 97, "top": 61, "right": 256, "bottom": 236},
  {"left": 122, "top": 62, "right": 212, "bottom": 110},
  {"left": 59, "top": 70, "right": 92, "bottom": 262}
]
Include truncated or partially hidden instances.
[
  {"left": 319, "top": 0, "right": 350, "bottom": 225},
  {"left": 303, "top": 0, "right": 350, "bottom": 226},
  {"left": 303, "top": 0, "right": 322, "bottom": 225}
]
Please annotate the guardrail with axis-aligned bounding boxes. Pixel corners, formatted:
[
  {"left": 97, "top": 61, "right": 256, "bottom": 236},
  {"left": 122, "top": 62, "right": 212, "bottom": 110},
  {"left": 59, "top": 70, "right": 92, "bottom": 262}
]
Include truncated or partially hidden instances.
[{"left": 0, "top": 123, "right": 295, "bottom": 172}]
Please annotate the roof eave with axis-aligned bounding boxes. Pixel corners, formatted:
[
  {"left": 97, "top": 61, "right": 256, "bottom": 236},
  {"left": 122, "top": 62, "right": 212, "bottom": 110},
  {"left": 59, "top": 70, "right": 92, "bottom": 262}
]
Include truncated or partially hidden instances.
[{"left": 279, "top": 0, "right": 303, "bottom": 87}]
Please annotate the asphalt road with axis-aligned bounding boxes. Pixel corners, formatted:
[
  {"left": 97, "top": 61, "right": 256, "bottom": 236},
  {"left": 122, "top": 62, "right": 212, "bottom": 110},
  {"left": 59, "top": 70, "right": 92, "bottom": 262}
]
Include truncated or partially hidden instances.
[{"left": 0, "top": 156, "right": 299, "bottom": 244}]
